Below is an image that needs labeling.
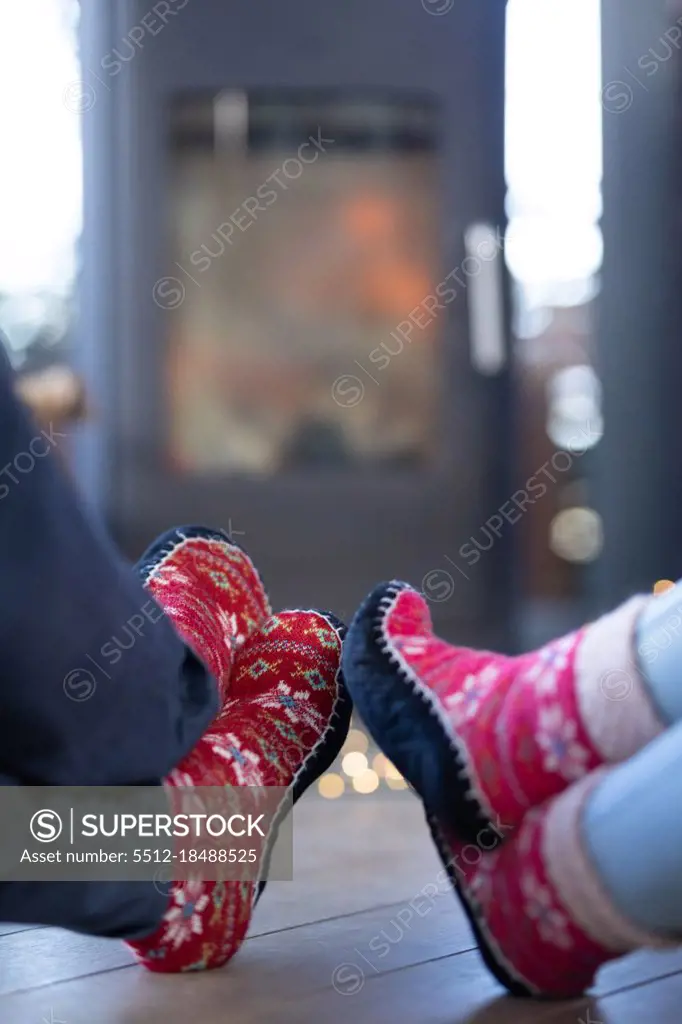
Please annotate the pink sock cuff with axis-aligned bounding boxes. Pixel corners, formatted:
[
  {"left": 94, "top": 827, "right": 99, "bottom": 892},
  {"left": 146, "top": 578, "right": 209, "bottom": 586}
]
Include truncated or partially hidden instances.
[
  {"left": 543, "top": 770, "right": 674, "bottom": 952},
  {"left": 574, "top": 597, "right": 665, "bottom": 763}
]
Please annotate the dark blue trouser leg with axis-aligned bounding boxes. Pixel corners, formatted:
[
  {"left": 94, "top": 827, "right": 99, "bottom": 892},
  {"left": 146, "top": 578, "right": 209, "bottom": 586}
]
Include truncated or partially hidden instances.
[{"left": 0, "top": 349, "right": 219, "bottom": 935}]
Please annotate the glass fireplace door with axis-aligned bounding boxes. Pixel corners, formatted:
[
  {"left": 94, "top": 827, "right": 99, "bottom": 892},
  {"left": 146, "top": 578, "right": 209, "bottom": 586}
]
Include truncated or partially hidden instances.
[
  {"left": 83, "top": 0, "right": 512, "bottom": 648},
  {"left": 166, "top": 94, "right": 440, "bottom": 476}
]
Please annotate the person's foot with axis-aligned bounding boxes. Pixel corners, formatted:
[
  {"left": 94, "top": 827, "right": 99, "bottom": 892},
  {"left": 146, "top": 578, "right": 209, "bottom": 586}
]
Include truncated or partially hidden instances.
[
  {"left": 126, "top": 528, "right": 351, "bottom": 972},
  {"left": 429, "top": 772, "right": 672, "bottom": 998},
  {"left": 343, "top": 581, "right": 665, "bottom": 843},
  {"left": 138, "top": 525, "right": 271, "bottom": 700}
]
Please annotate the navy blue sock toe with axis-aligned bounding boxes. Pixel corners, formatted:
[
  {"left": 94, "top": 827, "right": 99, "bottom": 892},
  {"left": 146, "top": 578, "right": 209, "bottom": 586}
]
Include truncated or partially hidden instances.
[{"left": 342, "top": 582, "right": 489, "bottom": 842}]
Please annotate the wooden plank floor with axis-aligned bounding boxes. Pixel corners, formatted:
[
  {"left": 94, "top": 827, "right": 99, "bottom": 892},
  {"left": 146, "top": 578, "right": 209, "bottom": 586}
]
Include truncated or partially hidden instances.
[{"left": 2, "top": 794, "right": 682, "bottom": 1023}]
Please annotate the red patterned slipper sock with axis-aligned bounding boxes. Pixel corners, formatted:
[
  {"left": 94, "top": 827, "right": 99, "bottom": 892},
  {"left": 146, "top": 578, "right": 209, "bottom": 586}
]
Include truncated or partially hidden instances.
[
  {"left": 126, "top": 609, "right": 350, "bottom": 973},
  {"left": 215, "top": 610, "right": 351, "bottom": 804},
  {"left": 428, "top": 771, "right": 675, "bottom": 998},
  {"left": 343, "top": 582, "right": 665, "bottom": 843},
  {"left": 136, "top": 526, "right": 271, "bottom": 699}
]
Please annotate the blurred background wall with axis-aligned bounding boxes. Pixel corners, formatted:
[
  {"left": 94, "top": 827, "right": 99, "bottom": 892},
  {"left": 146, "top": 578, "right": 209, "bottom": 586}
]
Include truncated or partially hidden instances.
[{"left": 1, "top": 0, "right": 680, "bottom": 654}]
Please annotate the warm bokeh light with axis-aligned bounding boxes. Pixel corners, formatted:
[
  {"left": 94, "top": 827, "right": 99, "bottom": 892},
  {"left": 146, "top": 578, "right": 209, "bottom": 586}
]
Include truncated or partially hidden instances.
[
  {"left": 546, "top": 365, "right": 603, "bottom": 452},
  {"left": 384, "top": 760, "right": 403, "bottom": 781},
  {"left": 343, "top": 194, "right": 398, "bottom": 240},
  {"left": 385, "top": 776, "right": 408, "bottom": 791},
  {"left": 341, "top": 728, "right": 369, "bottom": 755},
  {"left": 550, "top": 507, "right": 603, "bottom": 564},
  {"left": 352, "top": 769, "right": 380, "bottom": 795},
  {"left": 341, "top": 751, "right": 369, "bottom": 778},
  {"left": 318, "top": 773, "right": 345, "bottom": 799},
  {"left": 654, "top": 580, "right": 676, "bottom": 596}
]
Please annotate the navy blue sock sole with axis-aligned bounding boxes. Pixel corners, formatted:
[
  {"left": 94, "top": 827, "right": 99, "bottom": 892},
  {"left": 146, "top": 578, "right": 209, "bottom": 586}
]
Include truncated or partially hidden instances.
[{"left": 342, "top": 582, "right": 490, "bottom": 845}]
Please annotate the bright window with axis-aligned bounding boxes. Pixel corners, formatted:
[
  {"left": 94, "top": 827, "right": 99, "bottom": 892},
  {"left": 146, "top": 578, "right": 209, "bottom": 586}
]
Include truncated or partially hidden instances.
[{"left": 0, "top": 0, "right": 81, "bottom": 366}]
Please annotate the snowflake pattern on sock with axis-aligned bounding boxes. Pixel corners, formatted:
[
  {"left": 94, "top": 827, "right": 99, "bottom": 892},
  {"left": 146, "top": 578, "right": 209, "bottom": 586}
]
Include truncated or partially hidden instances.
[
  {"left": 126, "top": 531, "right": 348, "bottom": 974},
  {"left": 431, "top": 784, "right": 653, "bottom": 998},
  {"left": 535, "top": 706, "right": 590, "bottom": 781},
  {"left": 127, "top": 610, "right": 345, "bottom": 973},
  {"left": 380, "top": 586, "right": 605, "bottom": 828},
  {"left": 141, "top": 530, "right": 271, "bottom": 700}
]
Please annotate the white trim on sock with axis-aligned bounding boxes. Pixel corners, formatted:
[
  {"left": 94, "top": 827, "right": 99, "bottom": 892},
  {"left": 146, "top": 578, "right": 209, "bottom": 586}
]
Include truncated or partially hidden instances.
[
  {"left": 575, "top": 597, "right": 665, "bottom": 762},
  {"left": 543, "top": 770, "right": 674, "bottom": 952},
  {"left": 376, "top": 585, "right": 498, "bottom": 826}
]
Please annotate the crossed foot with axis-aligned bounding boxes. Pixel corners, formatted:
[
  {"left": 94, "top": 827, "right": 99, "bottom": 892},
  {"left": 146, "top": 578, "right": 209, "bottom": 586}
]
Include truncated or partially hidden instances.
[
  {"left": 343, "top": 580, "right": 671, "bottom": 997},
  {"left": 125, "top": 527, "right": 350, "bottom": 972}
]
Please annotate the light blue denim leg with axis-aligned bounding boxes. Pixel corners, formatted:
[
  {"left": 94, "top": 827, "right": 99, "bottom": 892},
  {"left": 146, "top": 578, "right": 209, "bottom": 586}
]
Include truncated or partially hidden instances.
[
  {"left": 635, "top": 579, "right": 682, "bottom": 725},
  {"left": 583, "top": 718, "right": 682, "bottom": 936}
]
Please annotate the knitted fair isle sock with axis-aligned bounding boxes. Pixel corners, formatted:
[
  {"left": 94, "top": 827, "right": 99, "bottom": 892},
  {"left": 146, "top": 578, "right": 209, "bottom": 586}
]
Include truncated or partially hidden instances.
[
  {"left": 343, "top": 581, "right": 665, "bottom": 842},
  {"left": 428, "top": 770, "right": 675, "bottom": 998},
  {"left": 127, "top": 609, "right": 349, "bottom": 972}
]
